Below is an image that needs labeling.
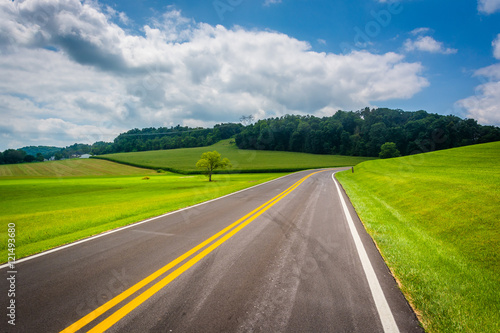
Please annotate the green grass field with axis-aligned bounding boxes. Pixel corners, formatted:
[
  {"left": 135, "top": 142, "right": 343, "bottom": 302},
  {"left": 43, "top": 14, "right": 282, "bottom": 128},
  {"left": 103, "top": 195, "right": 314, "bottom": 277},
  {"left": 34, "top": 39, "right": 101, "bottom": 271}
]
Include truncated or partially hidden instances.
[
  {"left": 0, "top": 158, "right": 286, "bottom": 262},
  {"left": 0, "top": 158, "right": 157, "bottom": 178},
  {"left": 96, "top": 139, "right": 374, "bottom": 173},
  {"left": 336, "top": 141, "right": 500, "bottom": 332}
]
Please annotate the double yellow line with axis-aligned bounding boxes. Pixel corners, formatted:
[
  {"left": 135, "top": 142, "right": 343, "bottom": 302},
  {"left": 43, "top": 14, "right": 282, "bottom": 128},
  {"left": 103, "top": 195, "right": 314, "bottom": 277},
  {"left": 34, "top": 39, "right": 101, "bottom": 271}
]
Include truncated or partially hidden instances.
[{"left": 61, "top": 170, "right": 322, "bottom": 333}]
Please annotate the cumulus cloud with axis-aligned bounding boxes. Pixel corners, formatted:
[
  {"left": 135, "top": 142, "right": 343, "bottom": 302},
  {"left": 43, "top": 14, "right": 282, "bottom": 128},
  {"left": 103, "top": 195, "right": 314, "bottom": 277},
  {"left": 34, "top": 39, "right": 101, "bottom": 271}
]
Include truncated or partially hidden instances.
[
  {"left": 0, "top": 0, "right": 429, "bottom": 150},
  {"left": 456, "top": 35, "right": 500, "bottom": 126},
  {"left": 478, "top": 0, "right": 500, "bottom": 14},
  {"left": 457, "top": 79, "right": 500, "bottom": 126},
  {"left": 404, "top": 36, "right": 457, "bottom": 54}
]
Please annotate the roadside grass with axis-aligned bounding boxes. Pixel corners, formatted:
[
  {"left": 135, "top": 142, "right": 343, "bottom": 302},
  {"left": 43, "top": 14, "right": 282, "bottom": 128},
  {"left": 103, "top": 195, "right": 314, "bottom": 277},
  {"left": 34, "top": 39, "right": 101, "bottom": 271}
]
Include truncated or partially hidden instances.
[
  {"left": 95, "top": 139, "right": 374, "bottom": 173},
  {"left": 336, "top": 141, "right": 500, "bottom": 332},
  {"left": 0, "top": 171, "right": 286, "bottom": 262},
  {"left": 0, "top": 158, "right": 157, "bottom": 178}
]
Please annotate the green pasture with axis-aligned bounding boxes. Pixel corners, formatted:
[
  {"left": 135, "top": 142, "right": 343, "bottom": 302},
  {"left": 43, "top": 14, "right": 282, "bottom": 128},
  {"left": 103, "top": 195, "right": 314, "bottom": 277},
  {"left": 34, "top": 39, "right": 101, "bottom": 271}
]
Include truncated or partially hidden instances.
[
  {"left": 96, "top": 139, "right": 374, "bottom": 173},
  {"left": 0, "top": 168, "right": 285, "bottom": 261},
  {"left": 336, "top": 141, "right": 500, "bottom": 332}
]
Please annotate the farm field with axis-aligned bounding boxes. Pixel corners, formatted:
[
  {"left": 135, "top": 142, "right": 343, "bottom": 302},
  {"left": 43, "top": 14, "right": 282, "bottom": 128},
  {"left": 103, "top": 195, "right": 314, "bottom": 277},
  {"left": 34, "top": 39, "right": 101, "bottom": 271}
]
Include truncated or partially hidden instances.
[
  {"left": 0, "top": 160, "right": 286, "bottom": 261},
  {"left": 336, "top": 141, "right": 500, "bottom": 332},
  {"left": 0, "top": 158, "right": 157, "bottom": 178},
  {"left": 96, "top": 139, "right": 374, "bottom": 173}
]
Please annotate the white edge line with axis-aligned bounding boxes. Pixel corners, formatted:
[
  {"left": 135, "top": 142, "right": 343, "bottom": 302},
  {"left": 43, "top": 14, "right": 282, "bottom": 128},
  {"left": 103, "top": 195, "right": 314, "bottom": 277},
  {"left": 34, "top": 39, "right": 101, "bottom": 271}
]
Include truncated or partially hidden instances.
[
  {"left": 0, "top": 170, "right": 312, "bottom": 270},
  {"left": 331, "top": 172, "right": 400, "bottom": 333}
]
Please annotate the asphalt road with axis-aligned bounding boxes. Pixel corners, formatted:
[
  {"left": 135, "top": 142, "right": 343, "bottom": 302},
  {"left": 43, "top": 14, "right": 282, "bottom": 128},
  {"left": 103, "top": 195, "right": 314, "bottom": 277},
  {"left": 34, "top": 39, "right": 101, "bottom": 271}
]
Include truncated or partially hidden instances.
[{"left": 1, "top": 169, "right": 423, "bottom": 332}]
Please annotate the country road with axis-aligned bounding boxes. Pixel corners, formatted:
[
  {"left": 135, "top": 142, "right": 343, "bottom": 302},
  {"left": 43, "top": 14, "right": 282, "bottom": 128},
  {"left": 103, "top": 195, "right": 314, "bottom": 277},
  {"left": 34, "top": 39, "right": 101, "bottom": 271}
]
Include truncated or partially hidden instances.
[{"left": 1, "top": 169, "right": 423, "bottom": 333}]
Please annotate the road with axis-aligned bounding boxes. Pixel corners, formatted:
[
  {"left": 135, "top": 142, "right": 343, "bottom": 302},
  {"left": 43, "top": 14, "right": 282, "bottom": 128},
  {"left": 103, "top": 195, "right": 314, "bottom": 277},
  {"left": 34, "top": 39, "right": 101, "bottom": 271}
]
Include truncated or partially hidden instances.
[{"left": 1, "top": 169, "right": 423, "bottom": 332}]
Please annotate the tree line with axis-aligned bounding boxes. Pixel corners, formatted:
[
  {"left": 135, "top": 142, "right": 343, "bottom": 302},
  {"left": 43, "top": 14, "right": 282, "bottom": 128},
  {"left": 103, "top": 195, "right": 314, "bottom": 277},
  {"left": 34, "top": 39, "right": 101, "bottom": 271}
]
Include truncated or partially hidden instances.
[
  {"left": 0, "top": 143, "right": 93, "bottom": 165},
  {"left": 93, "top": 123, "right": 243, "bottom": 155},
  {"left": 0, "top": 124, "right": 243, "bottom": 165},
  {"left": 1, "top": 108, "right": 499, "bottom": 165},
  {"left": 0, "top": 149, "right": 45, "bottom": 164},
  {"left": 235, "top": 108, "right": 500, "bottom": 156}
]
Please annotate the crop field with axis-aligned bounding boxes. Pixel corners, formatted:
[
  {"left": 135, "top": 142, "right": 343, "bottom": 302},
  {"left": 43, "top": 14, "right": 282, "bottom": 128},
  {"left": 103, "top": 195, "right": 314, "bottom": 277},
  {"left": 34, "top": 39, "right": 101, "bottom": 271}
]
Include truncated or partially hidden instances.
[
  {"left": 96, "top": 139, "right": 374, "bottom": 173},
  {"left": 0, "top": 160, "right": 286, "bottom": 261},
  {"left": 336, "top": 141, "right": 500, "bottom": 332},
  {"left": 0, "top": 158, "right": 157, "bottom": 178}
]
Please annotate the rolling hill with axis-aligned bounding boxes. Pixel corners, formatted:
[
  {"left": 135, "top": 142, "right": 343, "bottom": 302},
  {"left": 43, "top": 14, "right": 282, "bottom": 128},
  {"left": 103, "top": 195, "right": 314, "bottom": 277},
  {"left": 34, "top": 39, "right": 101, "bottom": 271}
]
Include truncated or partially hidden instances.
[
  {"left": 336, "top": 141, "right": 500, "bottom": 332},
  {"left": 95, "top": 139, "right": 374, "bottom": 173},
  {"left": 0, "top": 158, "right": 156, "bottom": 178}
]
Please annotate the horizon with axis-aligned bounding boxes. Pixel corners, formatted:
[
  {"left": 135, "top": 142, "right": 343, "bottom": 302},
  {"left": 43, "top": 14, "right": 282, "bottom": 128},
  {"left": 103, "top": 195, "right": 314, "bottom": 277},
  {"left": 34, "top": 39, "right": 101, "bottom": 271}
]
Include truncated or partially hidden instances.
[
  {"left": 9, "top": 107, "right": 493, "bottom": 149},
  {"left": 9, "top": 108, "right": 500, "bottom": 155}
]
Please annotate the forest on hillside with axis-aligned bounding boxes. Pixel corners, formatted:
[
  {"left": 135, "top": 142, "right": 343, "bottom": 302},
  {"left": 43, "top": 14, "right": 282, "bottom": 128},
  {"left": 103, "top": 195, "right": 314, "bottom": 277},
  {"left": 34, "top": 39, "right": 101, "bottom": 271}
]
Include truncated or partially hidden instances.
[
  {"left": 1, "top": 123, "right": 242, "bottom": 164},
  {"left": 235, "top": 108, "right": 500, "bottom": 156},
  {"left": 2, "top": 108, "right": 499, "bottom": 165},
  {"left": 98, "top": 123, "right": 243, "bottom": 155}
]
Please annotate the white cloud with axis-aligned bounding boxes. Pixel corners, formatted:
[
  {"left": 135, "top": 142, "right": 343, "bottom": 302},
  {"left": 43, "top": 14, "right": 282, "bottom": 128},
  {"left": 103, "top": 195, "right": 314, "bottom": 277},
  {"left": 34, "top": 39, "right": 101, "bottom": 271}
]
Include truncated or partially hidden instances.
[
  {"left": 456, "top": 35, "right": 500, "bottom": 126},
  {"left": 493, "top": 34, "right": 500, "bottom": 59},
  {"left": 0, "top": 48, "right": 128, "bottom": 149},
  {"left": 475, "top": 63, "right": 500, "bottom": 80},
  {"left": 458, "top": 63, "right": 500, "bottom": 126},
  {"left": 478, "top": 0, "right": 500, "bottom": 14},
  {"left": 457, "top": 80, "right": 500, "bottom": 126},
  {"left": 410, "top": 27, "right": 431, "bottom": 35},
  {"left": 264, "top": 0, "right": 283, "bottom": 6},
  {"left": 0, "top": 0, "right": 429, "bottom": 150},
  {"left": 404, "top": 36, "right": 457, "bottom": 54}
]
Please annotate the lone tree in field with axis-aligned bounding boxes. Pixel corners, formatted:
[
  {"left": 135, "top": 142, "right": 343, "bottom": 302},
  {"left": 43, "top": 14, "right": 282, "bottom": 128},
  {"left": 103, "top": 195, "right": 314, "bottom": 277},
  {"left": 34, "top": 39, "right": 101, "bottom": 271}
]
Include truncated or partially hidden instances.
[
  {"left": 379, "top": 142, "right": 401, "bottom": 159},
  {"left": 196, "top": 151, "right": 231, "bottom": 182}
]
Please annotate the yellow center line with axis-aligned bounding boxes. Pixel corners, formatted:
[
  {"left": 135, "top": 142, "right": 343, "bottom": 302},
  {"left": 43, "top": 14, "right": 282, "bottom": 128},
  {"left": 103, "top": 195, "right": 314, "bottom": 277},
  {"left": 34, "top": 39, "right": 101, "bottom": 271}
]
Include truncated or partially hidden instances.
[{"left": 60, "top": 170, "right": 323, "bottom": 333}]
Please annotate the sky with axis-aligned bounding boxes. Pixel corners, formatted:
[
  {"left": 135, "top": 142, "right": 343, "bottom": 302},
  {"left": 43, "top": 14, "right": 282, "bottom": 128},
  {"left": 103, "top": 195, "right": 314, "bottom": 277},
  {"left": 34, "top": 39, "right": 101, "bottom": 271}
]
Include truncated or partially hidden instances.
[{"left": 1, "top": 0, "right": 499, "bottom": 150}]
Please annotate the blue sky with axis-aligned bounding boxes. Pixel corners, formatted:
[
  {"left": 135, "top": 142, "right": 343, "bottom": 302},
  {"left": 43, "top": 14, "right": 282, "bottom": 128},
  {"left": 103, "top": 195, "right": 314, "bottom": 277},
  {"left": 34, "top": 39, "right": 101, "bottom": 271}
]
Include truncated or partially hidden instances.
[{"left": 1, "top": 0, "right": 499, "bottom": 150}]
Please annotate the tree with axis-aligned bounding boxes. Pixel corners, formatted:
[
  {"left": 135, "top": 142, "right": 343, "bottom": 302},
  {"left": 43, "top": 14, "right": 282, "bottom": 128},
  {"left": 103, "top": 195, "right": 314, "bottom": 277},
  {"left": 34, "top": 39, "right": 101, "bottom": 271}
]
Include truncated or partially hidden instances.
[
  {"left": 196, "top": 151, "right": 231, "bottom": 181},
  {"left": 35, "top": 153, "right": 45, "bottom": 162},
  {"left": 3, "top": 149, "right": 26, "bottom": 164},
  {"left": 23, "top": 155, "right": 36, "bottom": 163},
  {"left": 379, "top": 142, "right": 401, "bottom": 159},
  {"left": 367, "top": 122, "right": 388, "bottom": 156}
]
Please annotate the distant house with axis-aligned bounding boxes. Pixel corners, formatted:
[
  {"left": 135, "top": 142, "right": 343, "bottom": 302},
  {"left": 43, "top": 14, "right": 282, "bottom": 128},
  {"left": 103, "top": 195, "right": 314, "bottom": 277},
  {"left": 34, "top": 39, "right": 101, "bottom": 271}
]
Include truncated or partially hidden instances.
[{"left": 80, "top": 154, "right": 92, "bottom": 159}]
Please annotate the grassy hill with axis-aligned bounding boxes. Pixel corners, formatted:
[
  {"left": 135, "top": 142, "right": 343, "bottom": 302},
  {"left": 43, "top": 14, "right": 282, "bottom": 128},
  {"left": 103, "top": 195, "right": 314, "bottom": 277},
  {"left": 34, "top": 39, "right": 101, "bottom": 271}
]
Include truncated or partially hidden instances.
[
  {"left": 0, "top": 158, "right": 157, "bottom": 178},
  {"left": 95, "top": 139, "right": 374, "bottom": 173},
  {"left": 336, "top": 141, "right": 500, "bottom": 332}
]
